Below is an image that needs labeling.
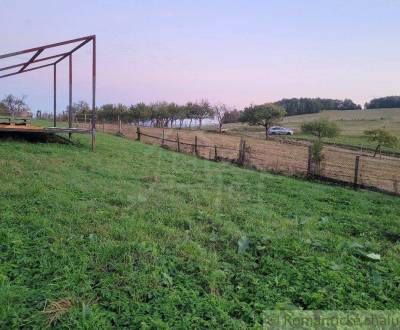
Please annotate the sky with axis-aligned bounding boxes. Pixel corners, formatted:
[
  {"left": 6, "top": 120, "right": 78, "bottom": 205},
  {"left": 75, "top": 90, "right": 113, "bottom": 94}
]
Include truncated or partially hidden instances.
[{"left": 1, "top": 0, "right": 400, "bottom": 113}]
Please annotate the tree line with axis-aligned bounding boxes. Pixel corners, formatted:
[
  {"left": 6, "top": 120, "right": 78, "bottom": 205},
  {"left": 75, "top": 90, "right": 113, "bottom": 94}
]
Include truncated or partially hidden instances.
[
  {"left": 275, "top": 98, "right": 361, "bottom": 116},
  {"left": 365, "top": 96, "right": 400, "bottom": 109},
  {"left": 85, "top": 97, "right": 362, "bottom": 127},
  {"left": 2, "top": 94, "right": 400, "bottom": 129}
]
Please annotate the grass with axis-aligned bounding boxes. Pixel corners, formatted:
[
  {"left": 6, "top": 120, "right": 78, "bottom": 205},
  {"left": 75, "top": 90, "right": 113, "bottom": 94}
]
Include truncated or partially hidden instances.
[
  {"left": 222, "top": 108, "right": 400, "bottom": 154},
  {"left": 1, "top": 133, "right": 400, "bottom": 328}
]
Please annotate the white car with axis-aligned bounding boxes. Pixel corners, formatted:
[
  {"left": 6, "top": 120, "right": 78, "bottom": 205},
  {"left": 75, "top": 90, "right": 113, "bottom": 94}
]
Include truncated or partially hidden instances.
[{"left": 268, "top": 126, "right": 294, "bottom": 136}]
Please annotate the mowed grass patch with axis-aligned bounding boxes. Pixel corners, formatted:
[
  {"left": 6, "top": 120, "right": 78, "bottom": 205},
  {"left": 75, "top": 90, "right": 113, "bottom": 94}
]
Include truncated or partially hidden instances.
[{"left": 0, "top": 133, "right": 400, "bottom": 328}]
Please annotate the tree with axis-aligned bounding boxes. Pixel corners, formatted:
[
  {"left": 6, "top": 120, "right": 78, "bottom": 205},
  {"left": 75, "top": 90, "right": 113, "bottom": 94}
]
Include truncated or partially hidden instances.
[
  {"left": 71, "top": 101, "right": 90, "bottom": 122},
  {"left": 2, "top": 94, "right": 30, "bottom": 113},
  {"left": 0, "top": 101, "right": 7, "bottom": 113},
  {"left": 364, "top": 128, "right": 399, "bottom": 157},
  {"left": 213, "top": 103, "right": 229, "bottom": 133},
  {"left": 301, "top": 118, "right": 340, "bottom": 174},
  {"left": 275, "top": 98, "right": 361, "bottom": 116},
  {"left": 176, "top": 105, "right": 188, "bottom": 129},
  {"left": 222, "top": 110, "right": 242, "bottom": 124},
  {"left": 301, "top": 118, "right": 340, "bottom": 140},
  {"left": 240, "top": 103, "right": 286, "bottom": 140},
  {"left": 194, "top": 100, "right": 213, "bottom": 129},
  {"left": 365, "top": 96, "right": 400, "bottom": 109}
]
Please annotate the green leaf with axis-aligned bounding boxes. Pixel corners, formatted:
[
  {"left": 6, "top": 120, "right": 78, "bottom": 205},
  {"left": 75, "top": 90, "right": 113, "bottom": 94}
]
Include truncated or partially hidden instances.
[{"left": 365, "top": 253, "right": 381, "bottom": 261}]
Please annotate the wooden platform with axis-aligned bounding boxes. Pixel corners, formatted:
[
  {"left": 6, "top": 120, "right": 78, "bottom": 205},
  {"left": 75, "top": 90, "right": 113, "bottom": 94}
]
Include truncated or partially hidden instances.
[{"left": 0, "top": 124, "right": 93, "bottom": 134}]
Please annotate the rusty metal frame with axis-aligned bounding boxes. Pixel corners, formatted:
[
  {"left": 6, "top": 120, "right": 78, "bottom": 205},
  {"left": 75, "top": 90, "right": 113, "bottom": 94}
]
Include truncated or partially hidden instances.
[{"left": 0, "top": 35, "right": 96, "bottom": 150}]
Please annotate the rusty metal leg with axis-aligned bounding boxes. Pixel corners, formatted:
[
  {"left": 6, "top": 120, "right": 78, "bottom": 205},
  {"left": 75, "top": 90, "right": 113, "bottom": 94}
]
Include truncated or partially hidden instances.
[
  {"left": 53, "top": 64, "right": 57, "bottom": 127},
  {"left": 68, "top": 54, "right": 72, "bottom": 139},
  {"left": 91, "top": 36, "right": 96, "bottom": 151}
]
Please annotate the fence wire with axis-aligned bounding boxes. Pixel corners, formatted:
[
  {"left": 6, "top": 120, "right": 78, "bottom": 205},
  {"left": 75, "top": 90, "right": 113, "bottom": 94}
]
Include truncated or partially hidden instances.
[{"left": 73, "top": 120, "right": 400, "bottom": 196}]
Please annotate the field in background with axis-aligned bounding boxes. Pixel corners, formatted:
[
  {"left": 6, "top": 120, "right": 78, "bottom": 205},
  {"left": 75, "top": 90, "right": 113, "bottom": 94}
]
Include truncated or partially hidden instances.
[
  {"left": 82, "top": 121, "right": 400, "bottom": 195},
  {"left": 223, "top": 108, "right": 400, "bottom": 154},
  {"left": 1, "top": 132, "right": 400, "bottom": 327}
]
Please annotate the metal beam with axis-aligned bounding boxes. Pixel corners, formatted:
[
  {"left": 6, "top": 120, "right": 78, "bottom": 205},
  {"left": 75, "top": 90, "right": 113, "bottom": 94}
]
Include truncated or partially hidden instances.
[
  {"left": 0, "top": 52, "right": 69, "bottom": 72},
  {"left": 19, "top": 49, "right": 44, "bottom": 72},
  {"left": 0, "top": 35, "right": 94, "bottom": 60},
  {"left": 0, "top": 63, "right": 54, "bottom": 79},
  {"left": 54, "top": 38, "right": 93, "bottom": 65}
]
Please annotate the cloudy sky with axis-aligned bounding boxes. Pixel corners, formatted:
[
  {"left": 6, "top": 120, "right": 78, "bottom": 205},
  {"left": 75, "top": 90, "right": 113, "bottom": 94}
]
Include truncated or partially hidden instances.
[{"left": 1, "top": 0, "right": 400, "bottom": 112}]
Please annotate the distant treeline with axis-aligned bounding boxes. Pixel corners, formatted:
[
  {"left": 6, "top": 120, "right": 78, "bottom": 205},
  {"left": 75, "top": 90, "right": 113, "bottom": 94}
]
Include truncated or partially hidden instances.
[
  {"left": 30, "top": 95, "right": 400, "bottom": 127},
  {"left": 275, "top": 98, "right": 361, "bottom": 116},
  {"left": 61, "top": 97, "right": 363, "bottom": 127},
  {"left": 365, "top": 96, "right": 400, "bottom": 109},
  {"left": 70, "top": 100, "right": 218, "bottom": 128}
]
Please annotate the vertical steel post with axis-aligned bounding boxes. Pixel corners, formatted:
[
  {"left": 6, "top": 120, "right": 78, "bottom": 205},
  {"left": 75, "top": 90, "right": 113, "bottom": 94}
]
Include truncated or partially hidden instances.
[
  {"left": 68, "top": 54, "right": 72, "bottom": 139},
  {"left": 53, "top": 64, "right": 57, "bottom": 127},
  {"left": 91, "top": 36, "right": 96, "bottom": 151}
]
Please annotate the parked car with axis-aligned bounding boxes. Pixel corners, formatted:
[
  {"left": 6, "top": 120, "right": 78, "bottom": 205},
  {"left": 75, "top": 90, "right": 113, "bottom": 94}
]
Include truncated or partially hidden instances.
[{"left": 268, "top": 126, "right": 294, "bottom": 135}]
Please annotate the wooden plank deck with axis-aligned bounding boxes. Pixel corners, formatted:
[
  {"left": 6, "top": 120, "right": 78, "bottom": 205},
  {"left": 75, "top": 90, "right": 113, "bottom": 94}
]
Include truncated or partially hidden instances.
[{"left": 0, "top": 124, "right": 92, "bottom": 134}]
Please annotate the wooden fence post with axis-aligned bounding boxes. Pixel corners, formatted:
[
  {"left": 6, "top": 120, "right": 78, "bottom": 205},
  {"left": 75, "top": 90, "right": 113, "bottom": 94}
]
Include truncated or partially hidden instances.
[
  {"left": 136, "top": 127, "right": 141, "bottom": 141},
  {"left": 214, "top": 145, "right": 218, "bottom": 161},
  {"left": 354, "top": 155, "right": 360, "bottom": 189},
  {"left": 238, "top": 138, "right": 246, "bottom": 166},
  {"left": 238, "top": 139, "right": 243, "bottom": 165},
  {"left": 162, "top": 129, "right": 165, "bottom": 146},
  {"left": 118, "top": 116, "right": 122, "bottom": 134},
  {"left": 194, "top": 136, "right": 198, "bottom": 156},
  {"left": 102, "top": 120, "right": 105, "bottom": 132},
  {"left": 307, "top": 145, "right": 312, "bottom": 177},
  {"left": 176, "top": 132, "right": 180, "bottom": 152},
  {"left": 394, "top": 176, "right": 399, "bottom": 195}
]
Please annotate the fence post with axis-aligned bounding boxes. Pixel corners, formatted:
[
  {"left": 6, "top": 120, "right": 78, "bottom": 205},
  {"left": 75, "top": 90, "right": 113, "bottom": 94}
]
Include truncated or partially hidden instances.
[
  {"left": 162, "top": 129, "right": 165, "bottom": 146},
  {"left": 176, "top": 132, "right": 180, "bottom": 152},
  {"left": 214, "top": 145, "right": 218, "bottom": 161},
  {"left": 238, "top": 139, "right": 243, "bottom": 165},
  {"left": 118, "top": 116, "right": 122, "bottom": 134},
  {"left": 84, "top": 114, "right": 87, "bottom": 124},
  {"left": 354, "top": 155, "right": 360, "bottom": 189},
  {"left": 307, "top": 145, "right": 312, "bottom": 177},
  {"left": 136, "top": 127, "right": 141, "bottom": 141},
  {"left": 102, "top": 120, "right": 105, "bottom": 132},
  {"left": 238, "top": 138, "right": 246, "bottom": 166},
  {"left": 195, "top": 136, "right": 198, "bottom": 156}
]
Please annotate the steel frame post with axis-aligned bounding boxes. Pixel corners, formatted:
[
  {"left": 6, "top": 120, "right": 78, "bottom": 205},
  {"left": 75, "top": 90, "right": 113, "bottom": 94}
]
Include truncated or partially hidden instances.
[
  {"left": 91, "top": 36, "right": 96, "bottom": 151},
  {"left": 53, "top": 64, "right": 57, "bottom": 127},
  {"left": 68, "top": 54, "right": 72, "bottom": 139}
]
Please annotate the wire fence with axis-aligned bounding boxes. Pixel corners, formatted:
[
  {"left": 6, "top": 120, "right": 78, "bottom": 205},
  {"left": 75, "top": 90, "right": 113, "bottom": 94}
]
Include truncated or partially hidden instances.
[{"left": 74, "top": 117, "right": 400, "bottom": 196}]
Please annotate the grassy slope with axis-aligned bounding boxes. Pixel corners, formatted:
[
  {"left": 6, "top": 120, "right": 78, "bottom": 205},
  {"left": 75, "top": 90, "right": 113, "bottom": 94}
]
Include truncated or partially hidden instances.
[
  {"left": 224, "top": 108, "right": 400, "bottom": 153},
  {"left": 1, "top": 133, "right": 400, "bottom": 328}
]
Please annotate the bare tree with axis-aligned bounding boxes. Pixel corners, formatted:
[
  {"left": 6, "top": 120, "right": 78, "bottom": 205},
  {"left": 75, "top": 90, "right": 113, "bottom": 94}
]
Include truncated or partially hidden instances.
[
  {"left": 213, "top": 103, "right": 230, "bottom": 133},
  {"left": 2, "top": 94, "right": 29, "bottom": 113}
]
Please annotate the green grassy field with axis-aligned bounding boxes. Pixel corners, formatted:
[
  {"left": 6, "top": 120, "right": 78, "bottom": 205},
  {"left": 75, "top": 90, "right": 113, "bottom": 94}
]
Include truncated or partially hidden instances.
[
  {"left": 224, "top": 108, "right": 400, "bottom": 154},
  {"left": 1, "top": 133, "right": 400, "bottom": 328}
]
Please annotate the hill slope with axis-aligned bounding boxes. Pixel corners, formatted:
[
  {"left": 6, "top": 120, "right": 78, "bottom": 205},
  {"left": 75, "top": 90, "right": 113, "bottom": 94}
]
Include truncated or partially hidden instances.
[
  {"left": 1, "top": 134, "right": 400, "bottom": 328},
  {"left": 224, "top": 108, "right": 400, "bottom": 153}
]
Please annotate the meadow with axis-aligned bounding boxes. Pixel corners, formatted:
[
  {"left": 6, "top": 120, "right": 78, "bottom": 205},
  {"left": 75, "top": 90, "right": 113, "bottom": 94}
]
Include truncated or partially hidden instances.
[
  {"left": 1, "top": 132, "right": 400, "bottom": 328},
  {"left": 224, "top": 108, "right": 400, "bottom": 154}
]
